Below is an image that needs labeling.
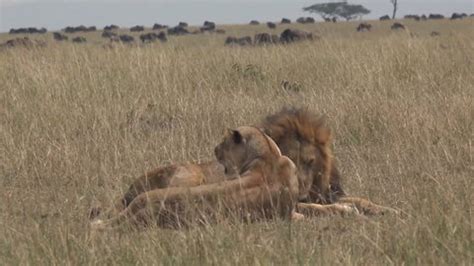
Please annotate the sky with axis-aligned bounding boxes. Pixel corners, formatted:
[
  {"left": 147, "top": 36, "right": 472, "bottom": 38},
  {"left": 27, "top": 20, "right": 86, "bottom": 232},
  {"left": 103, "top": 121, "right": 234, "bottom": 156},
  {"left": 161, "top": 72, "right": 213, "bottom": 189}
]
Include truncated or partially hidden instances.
[{"left": 0, "top": 0, "right": 473, "bottom": 32}]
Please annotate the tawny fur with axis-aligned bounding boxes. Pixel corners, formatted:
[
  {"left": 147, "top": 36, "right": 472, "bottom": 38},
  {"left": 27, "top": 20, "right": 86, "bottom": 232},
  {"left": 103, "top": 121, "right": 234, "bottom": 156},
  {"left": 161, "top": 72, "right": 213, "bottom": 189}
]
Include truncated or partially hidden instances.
[
  {"left": 91, "top": 126, "right": 299, "bottom": 229},
  {"left": 90, "top": 108, "right": 397, "bottom": 223}
]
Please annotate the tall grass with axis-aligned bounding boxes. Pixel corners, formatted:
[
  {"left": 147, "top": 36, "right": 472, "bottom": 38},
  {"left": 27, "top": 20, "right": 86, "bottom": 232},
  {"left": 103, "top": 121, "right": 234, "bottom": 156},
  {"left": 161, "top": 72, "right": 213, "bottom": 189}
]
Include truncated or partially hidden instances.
[{"left": 0, "top": 19, "right": 473, "bottom": 264}]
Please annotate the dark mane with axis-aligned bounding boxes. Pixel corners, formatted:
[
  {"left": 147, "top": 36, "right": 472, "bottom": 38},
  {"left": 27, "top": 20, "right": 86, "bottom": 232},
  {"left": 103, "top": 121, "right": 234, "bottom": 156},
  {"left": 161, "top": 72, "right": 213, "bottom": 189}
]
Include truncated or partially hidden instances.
[
  {"left": 260, "top": 107, "right": 345, "bottom": 202},
  {"left": 260, "top": 107, "right": 331, "bottom": 146}
]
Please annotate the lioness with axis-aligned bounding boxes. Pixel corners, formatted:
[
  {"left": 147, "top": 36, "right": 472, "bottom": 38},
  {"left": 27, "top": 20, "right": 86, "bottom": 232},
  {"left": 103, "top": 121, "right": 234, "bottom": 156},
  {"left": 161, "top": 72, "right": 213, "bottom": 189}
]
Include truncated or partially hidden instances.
[{"left": 91, "top": 126, "right": 300, "bottom": 228}]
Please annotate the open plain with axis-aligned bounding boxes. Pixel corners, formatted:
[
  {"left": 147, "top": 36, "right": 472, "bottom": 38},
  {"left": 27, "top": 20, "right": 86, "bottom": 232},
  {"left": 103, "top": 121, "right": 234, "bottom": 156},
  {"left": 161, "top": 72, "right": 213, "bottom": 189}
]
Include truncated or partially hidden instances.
[{"left": 0, "top": 18, "right": 473, "bottom": 264}]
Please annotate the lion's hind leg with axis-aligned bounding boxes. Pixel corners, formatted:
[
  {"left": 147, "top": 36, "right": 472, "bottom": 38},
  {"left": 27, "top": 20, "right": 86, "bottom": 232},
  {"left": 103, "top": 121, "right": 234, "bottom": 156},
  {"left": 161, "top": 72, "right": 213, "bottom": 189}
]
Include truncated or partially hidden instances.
[
  {"left": 296, "top": 202, "right": 359, "bottom": 217},
  {"left": 337, "top": 197, "right": 399, "bottom": 216}
]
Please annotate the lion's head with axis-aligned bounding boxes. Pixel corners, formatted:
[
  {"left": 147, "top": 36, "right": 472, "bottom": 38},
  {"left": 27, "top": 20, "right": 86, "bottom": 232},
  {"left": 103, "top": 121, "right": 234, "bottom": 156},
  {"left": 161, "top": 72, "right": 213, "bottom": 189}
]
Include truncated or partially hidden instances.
[
  {"left": 214, "top": 126, "right": 281, "bottom": 178},
  {"left": 261, "top": 108, "right": 344, "bottom": 203}
]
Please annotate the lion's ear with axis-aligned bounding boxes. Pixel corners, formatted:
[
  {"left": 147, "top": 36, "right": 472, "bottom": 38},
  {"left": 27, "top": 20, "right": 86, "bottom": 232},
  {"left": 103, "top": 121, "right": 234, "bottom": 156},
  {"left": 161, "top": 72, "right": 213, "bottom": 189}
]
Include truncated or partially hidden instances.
[{"left": 231, "top": 129, "right": 244, "bottom": 144}]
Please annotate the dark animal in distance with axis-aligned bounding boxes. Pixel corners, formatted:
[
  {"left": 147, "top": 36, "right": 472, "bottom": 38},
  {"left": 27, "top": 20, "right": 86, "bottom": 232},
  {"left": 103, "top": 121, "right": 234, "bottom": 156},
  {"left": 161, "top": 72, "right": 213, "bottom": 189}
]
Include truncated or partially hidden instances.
[
  {"left": 254, "top": 33, "right": 278, "bottom": 45},
  {"left": 281, "top": 18, "right": 291, "bottom": 24},
  {"left": 64, "top": 25, "right": 96, "bottom": 33},
  {"left": 450, "top": 13, "right": 467, "bottom": 20},
  {"left": 102, "top": 31, "right": 117, "bottom": 38},
  {"left": 140, "top": 32, "right": 167, "bottom": 43},
  {"left": 391, "top": 22, "right": 406, "bottom": 30},
  {"left": 280, "top": 29, "right": 313, "bottom": 43},
  {"left": 72, "top": 36, "right": 87, "bottom": 43},
  {"left": 249, "top": 20, "right": 260, "bottom": 25},
  {"left": 296, "top": 17, "right": 315, "bottom": 24},
  {"left": 200, "top": 21, "right": 216, "bottom": 33},
  {"left": 130, "top": 26, "right": 145, "bottom": 32},
  {"left": 53, "top": 32, "right": 68, "bottom": 41},
  {"left": 357, "top": 23, "right": 372, "bottom": 32},
  {"left": 9, "top": 27, "right": 47, "bottom": 34},
  {"left": 153, "top": 24, "right": 168, "bottom": 30},
  {"left": 103, "top": 25, "right": 119, "bottom": 31},
  {"left": 225, "top": 36, "right": 252, "bottom": 46},
  {"left": 0, "top": 37, "right": 46, "bottom": 48},
  {"left": 267, "top": 22, "right": 277, "bottom": 29},
  {"left": 167, "top": 26, "right": 189, "bottom": 36},
  {"left": 405, "top": 14, "right": 421, "bottom": 21},
  {"left": 324, "top": 17, "right": 337, "bottom": 23},
  {"left": 119, "top": 35, "right": 135, "bottom": 43},
  {"left": 203, "top": 21, "right": 215, "bottom": 27},
  {"left": 379, "top": 15, "right": 390, "bottom": 21},
  {"left": 178, "top": 22, "right": 188, "bottom": 27},
  {"left": 429, "top": 14, "right": 445, "bottom": 19}
]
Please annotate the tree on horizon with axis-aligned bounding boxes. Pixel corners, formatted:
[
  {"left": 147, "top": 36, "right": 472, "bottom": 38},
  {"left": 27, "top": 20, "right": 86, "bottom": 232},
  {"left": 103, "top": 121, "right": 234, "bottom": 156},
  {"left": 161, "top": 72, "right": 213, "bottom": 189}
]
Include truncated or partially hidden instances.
[{"left": 303, "top": 1, "right": 371, "bottom": 21}]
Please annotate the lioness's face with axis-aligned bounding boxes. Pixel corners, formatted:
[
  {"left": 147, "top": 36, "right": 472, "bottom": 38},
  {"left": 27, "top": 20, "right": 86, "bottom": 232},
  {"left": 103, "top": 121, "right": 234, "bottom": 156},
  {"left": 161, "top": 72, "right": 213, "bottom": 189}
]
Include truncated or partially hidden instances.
[{"left": 214, "top": 129, "right": 248, "bottom": 178}]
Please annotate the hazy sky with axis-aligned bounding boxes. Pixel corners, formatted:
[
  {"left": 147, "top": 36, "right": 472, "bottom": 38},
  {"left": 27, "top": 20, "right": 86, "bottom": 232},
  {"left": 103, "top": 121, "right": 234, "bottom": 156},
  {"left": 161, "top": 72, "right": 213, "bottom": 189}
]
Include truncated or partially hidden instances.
[{"left": 0, "top": 0, "right": 473, "bottom": 32}]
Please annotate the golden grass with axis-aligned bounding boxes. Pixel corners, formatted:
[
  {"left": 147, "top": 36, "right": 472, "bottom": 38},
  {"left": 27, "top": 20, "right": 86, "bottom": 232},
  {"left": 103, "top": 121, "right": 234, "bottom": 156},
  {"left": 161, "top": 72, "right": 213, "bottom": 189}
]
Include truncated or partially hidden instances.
[{"left": 0, "top": 19, "right": 473, "bottom": 264}]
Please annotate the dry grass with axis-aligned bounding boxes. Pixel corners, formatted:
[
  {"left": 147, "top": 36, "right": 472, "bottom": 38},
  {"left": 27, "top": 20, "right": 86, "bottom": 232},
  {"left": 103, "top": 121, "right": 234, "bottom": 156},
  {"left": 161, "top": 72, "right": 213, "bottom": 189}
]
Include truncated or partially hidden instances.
[{"left": 1, "top": 19, "right": 473, "bottom": 265}]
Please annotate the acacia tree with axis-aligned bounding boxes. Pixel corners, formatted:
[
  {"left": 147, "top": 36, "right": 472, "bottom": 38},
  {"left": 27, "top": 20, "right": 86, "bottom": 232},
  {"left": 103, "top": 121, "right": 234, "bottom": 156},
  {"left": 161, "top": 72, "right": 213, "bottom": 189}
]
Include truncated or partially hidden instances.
[
  {"left": 303, "top": 2, "right": 370, "bottom": 21},
  {"left": 391, "top": 0, "right": 398, "bottom": 19}
]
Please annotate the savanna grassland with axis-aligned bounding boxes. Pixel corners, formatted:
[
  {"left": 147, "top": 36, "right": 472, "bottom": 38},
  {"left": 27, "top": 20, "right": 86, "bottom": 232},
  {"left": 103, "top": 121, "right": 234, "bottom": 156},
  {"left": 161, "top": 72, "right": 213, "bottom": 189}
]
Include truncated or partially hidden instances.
[{"left": 0, "top": 18, "right": 473, "bottom": 265}]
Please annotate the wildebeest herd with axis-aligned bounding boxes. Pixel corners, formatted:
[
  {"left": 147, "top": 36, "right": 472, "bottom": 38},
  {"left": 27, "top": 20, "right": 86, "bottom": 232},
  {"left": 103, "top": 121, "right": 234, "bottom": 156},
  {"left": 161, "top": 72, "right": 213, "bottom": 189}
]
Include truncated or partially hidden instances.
[{"left": 2, "top": 13, "right": 473, "bottom": 49}]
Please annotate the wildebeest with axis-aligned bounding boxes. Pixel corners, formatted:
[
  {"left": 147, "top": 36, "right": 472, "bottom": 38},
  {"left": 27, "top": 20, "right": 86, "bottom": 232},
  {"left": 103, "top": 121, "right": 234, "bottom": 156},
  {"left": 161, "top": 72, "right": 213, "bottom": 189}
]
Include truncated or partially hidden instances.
[
  {"left": 249, "top": 20, "right": 260, "bottom": 25},
  {"left": 130, "top": 25, "right": 145, "bottom": 32},
  {"left": 280, "top": 29, "right": 313, "bottom": 43},
  {"left": 429, "top": 14, "right": 445, "bottom": 19},
  {"left": 140, "top": 32, "right": 167, "bottom": 43},
  {"left": 267, "top": 22, "right": 276, "bottom": 29},
  {"left": 254, "top": 33, "right": 279, "bottom": 45},
  {"left": 72, "top": 36, "right": 87, "bottom": 43},
  {"left": 356, "top": 23, "right": 372, "bottom": 32},
  {"left": 200, "top": 21, "right": 216, "bottom": 32},
  {"left": 450, "top": 13, "right": 467, "bottom": 20},
  {"left": 379, "top": 15, "right": 390, "bottom": 21},
  {"left": 178, "top": 22, "right": 188, "bottom": 27},
  {"left": 64, "top": 25, "right": 96, "bottom": 33},
  {"left": 405, "top": 14, "right": 421, "bottom": 21},
  {"left": 332, "top": 17, "right": 337, "bottom": 23},
  {"left": 102, "top": 31, "right": 117, "bottom": 38},
  {"left": 225, "top": 36, "right": 252, "bottom": 46},
  {"left": 9, "top": 27, "right": 47, "bottom": 34},
  {"left": 296, "top": 17, "right": 315, "bottom": 24},
  {"left": 153, "top": 23, "right": 168, "bottom": 30},
  {"left": 204, "top": 21, "right": 215, "bottom": 27},
  {"left": 119, "top": 35, "right": 135, "bottom": 43},
  {"left": 53, "top": 32, "right": 68, "bottom": 41},
  {"left": 167, "top": 26, "right": 189, "bottom": 36},
  {"left": 391, "top": 22, "right": 406, "bottom": 30},
  {"left": 1, "top": 37, "right": 46, "bottom": 48},
  {"left": 104, "top": 25, "right": 119, "bottom": 31},
  {"left": 281, "top": 18, "right": 291, "bottom": 24}
]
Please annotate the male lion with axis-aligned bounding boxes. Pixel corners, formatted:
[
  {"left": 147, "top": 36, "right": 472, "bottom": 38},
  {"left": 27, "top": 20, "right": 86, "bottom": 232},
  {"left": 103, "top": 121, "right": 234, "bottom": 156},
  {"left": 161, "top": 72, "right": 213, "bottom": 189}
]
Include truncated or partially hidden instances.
[
  {"left": 91, "top": 126, "right": 300, "bottom": 228},
  {"left": 91, "top": 108, "right": 395, "bottom": 223}
]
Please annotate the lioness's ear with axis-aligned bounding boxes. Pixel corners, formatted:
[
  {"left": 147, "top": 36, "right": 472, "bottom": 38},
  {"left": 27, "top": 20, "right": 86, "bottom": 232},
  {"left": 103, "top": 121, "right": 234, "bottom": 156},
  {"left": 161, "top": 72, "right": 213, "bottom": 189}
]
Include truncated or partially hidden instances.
[{"left": 231, "top": 129, "right": 244, "bottom": 144}]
